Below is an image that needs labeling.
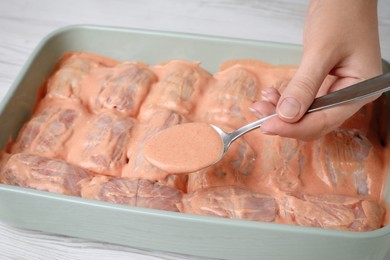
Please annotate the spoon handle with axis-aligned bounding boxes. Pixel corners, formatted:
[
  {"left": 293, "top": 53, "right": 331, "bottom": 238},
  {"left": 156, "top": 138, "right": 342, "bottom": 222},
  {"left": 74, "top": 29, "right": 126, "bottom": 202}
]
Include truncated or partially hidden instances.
[
  {"left": 229, "top": 72, "right": 390, "bottom": 143},
  {"left": 308, "top": 72, "right": 390, "bottom": 112}
]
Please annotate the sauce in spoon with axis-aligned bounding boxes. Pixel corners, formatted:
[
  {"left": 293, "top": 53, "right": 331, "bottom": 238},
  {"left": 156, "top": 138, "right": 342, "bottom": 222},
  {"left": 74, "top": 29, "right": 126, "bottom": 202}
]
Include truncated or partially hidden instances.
[{"left": 143, "top": 122, "right": 224, "bottom": 173}]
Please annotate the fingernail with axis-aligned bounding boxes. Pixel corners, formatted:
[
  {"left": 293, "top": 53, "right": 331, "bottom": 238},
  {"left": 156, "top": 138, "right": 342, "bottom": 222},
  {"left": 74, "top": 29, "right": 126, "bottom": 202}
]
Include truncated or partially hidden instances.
[
  {"left": 278, "top": 97, "right": 301, "bottom": 119},
  {"left": 248, "top": 107, "right": 263, "bottom": 118},
  {"left": 261, "top": 90, "right": 270, "bottom": 102},
  {"left": 260, "top": 127, "right": 276, "bottom": 135}
]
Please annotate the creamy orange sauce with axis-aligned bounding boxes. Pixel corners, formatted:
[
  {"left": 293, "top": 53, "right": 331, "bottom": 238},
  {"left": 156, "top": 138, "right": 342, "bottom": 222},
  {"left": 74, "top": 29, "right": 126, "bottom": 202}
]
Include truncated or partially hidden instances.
[
  {"left": 0, "top": 52, "right": 388, "bottom": 232},
  {"left": 143, "top": 122, "right": 224, "bottom": 173}
]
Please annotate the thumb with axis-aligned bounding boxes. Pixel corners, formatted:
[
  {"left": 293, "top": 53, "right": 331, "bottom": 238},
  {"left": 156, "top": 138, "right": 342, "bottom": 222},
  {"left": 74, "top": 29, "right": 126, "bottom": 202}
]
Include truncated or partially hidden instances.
[{"left": 277, "top": 57, "right": 332, "bottom": 123}]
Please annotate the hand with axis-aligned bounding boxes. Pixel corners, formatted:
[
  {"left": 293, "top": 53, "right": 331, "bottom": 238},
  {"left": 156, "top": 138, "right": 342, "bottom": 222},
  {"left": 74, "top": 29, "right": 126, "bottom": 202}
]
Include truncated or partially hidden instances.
[{"left": 250, "top": 0, "right": 382, "bottom": 141}]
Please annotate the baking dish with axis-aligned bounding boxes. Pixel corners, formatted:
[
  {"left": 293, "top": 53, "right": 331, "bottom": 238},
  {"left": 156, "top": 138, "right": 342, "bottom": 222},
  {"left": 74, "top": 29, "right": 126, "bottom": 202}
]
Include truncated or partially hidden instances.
[{"left": 0, "top": 25, "right": 389, "bottom": 260}]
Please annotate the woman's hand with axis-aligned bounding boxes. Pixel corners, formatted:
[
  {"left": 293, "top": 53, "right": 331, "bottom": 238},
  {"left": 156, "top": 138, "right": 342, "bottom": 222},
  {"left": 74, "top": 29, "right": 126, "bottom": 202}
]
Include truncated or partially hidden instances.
[{"left": 250, "top": 0, "right": 382, "bottom": 141}]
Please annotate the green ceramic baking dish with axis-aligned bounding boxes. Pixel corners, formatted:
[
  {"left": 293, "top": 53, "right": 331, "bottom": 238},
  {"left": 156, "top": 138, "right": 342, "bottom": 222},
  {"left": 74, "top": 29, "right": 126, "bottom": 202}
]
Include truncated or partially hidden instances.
[{"left": 0, "top": 25, "right": 389, "bottom": 260}]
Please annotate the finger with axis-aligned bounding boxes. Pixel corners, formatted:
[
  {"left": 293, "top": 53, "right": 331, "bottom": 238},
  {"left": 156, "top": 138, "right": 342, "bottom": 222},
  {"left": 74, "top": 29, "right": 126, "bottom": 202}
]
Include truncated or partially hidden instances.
[
  {"left": 249, "top": 87, "right": 280, "bottom": 118},
  {"left": 260, "top": 99, "right": 368, "bottom": 141},
  {"left": 249, "top": 100, "right": 276, "bottom": 118},
  {"left": 261, "top": 87, "right": 281, "bottom": 105},
  {"left": 276, "top": 53, "right": 334, "bottom": 123}
]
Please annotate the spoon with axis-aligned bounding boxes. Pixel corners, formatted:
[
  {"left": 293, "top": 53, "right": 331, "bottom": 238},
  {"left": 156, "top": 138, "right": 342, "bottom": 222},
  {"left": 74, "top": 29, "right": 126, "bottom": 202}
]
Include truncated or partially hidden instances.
[
  {"left": 212, "top": 72, "right": 390, "bottom": 157},
  {"left": 144, "top": 72, "right": 390, "bottom": 174}
]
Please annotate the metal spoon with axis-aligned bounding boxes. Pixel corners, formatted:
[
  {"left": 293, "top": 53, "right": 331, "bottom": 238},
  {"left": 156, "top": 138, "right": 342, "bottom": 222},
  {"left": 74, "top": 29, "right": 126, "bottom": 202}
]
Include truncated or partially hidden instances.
[{"left": 211, "top": 72, "right": 390, "bottom": 156}]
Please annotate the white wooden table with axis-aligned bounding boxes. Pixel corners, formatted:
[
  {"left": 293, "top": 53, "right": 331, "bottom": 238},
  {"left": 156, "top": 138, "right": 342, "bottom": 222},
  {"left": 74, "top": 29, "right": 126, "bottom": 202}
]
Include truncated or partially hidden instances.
[{"left": 0, "top": 1, "right": 389, "bottom": 259}]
